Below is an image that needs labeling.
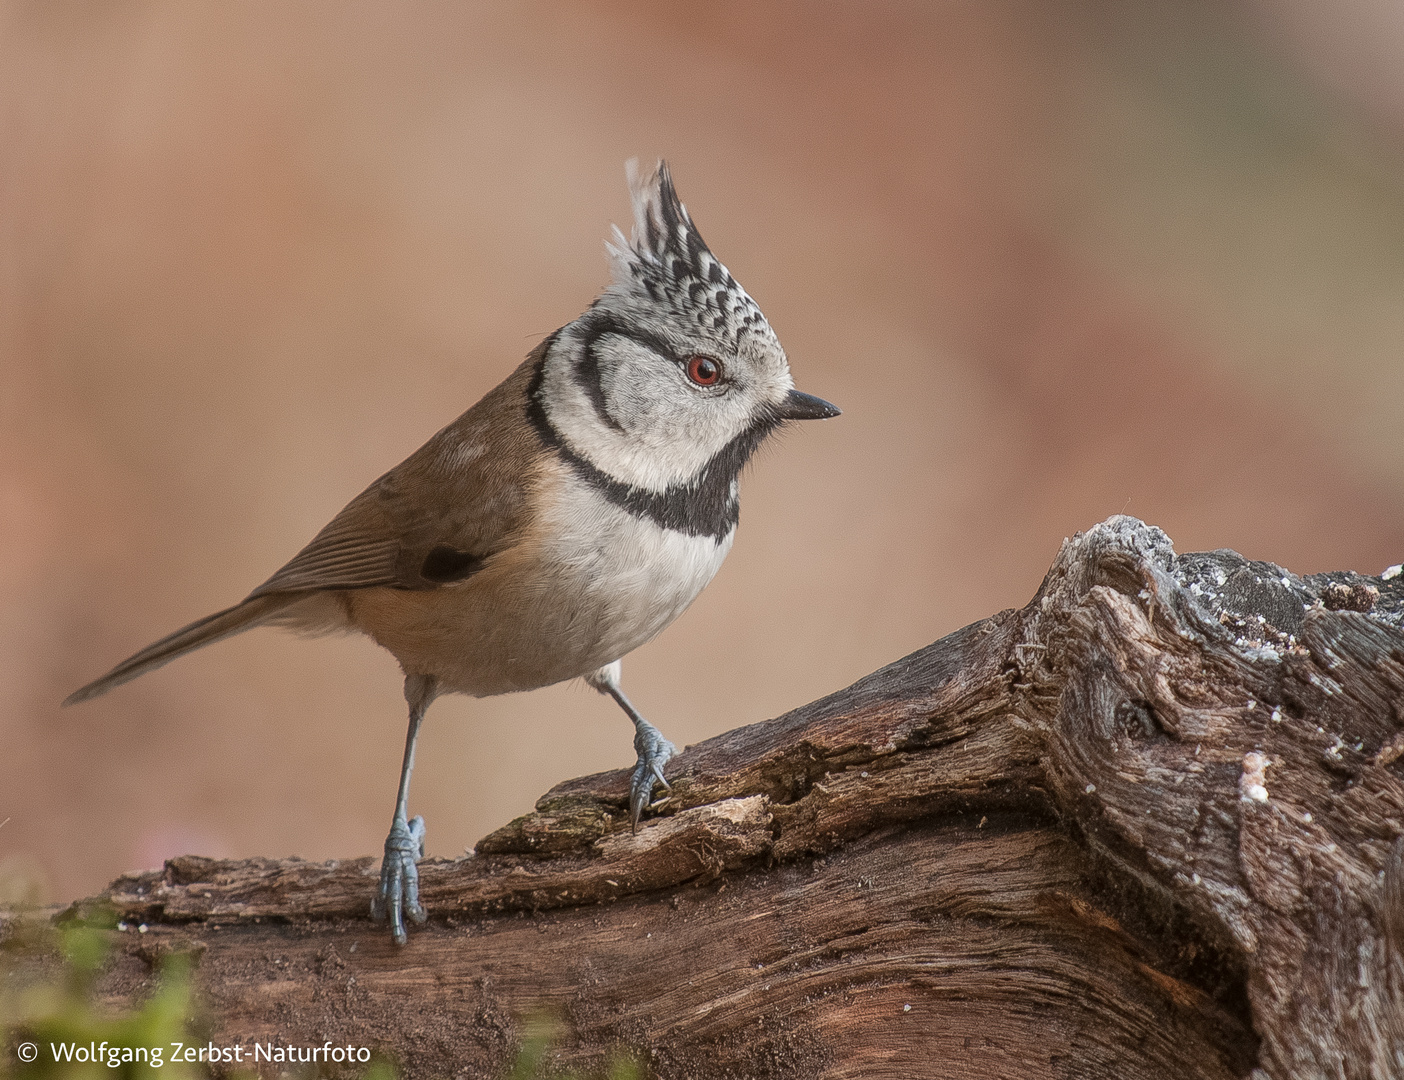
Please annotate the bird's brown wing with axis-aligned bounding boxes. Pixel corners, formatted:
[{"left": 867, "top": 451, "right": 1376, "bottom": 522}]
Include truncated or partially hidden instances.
[
  {"left": 247, "top": 352, "right": 545, "bottom": 598},
  {"left": 245, "top": 478, "right": 412, "bottom": 595}
]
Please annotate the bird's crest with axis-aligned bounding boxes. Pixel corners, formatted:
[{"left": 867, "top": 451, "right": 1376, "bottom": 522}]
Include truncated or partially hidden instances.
[{"left": 605, "top": 159, "right": 772, "bottom": 350}]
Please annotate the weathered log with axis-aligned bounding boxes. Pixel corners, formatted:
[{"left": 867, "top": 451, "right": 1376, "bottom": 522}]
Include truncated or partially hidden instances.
[{"left": 37, "top": 517, "right": 1404, "bottom": 1077}]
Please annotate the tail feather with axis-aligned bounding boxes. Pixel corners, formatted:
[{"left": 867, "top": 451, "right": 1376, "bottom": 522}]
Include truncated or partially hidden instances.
[{"left": 63, "top": 593, "right": 300, "bottom": 706}]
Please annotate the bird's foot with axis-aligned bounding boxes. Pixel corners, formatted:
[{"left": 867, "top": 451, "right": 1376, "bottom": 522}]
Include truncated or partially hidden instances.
[
  {"left": 630, "top": 722, "right": 676, "bottom": 831},
  {"left": 370, "top": 814, "right": 426, "bottom": 945}
]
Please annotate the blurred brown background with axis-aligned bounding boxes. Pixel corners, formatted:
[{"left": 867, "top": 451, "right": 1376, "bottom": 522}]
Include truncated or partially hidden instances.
[{"left": 3, "top": 0, "right": 1403, "bottom": 904}]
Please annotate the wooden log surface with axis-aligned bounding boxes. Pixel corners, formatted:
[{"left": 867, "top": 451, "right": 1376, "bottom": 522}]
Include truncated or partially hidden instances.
[{"left": 16, "top": 516, "right": 1404, "bottom": 1078}]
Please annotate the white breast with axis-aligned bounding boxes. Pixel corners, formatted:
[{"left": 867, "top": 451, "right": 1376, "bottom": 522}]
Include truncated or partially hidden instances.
[
  {"left": 344, "top": 465, "right": 733, "bottom": 697},
  {"left": 535, "top": 474, "right": 734, "bottom": 668}
]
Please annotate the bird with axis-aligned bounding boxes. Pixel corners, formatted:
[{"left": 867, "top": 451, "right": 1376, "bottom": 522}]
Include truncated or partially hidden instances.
[{"left": 65, "top": 159, "right": 840, "bottom": 945}]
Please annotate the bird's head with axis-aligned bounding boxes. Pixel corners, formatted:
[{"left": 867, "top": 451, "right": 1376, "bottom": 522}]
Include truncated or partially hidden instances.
[{"left": 530, "top": 160, "right": 838, "bottom": 503}]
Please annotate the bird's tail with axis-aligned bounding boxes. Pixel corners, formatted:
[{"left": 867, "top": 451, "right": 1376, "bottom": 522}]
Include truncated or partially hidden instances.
[{"left": 63, "top": 593, "right": 301, "bottom": 706}]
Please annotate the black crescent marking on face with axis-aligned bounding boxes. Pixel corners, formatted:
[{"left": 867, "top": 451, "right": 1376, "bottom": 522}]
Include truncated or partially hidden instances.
[
  {"left": 571, "top": 311, "right": 686, "bottom": 433},
  {"left": 573, "top": 329, "right": 625, "bottom": 433},
  {"left": 527, "top": 353, "right": 779, "bottom": 540}
]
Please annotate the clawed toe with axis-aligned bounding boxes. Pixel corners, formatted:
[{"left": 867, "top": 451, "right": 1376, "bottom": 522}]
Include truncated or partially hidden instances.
[
  {"left": 372, "top": 814, "right": 426, "bottom": 945},
  {"left": 630, "top": 728, "right": 676, "bottom": 831},
  {"left": 589, "top": 670, "right": 679, "bottom": 832}
]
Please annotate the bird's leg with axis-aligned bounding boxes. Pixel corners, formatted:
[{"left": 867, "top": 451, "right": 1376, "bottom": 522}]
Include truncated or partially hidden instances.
[
  {"left": 585, "top": 661, "right": 675, "bottom": 830},
  {"left": 371, "top": 673, "right": 436, "bottom": 945}
]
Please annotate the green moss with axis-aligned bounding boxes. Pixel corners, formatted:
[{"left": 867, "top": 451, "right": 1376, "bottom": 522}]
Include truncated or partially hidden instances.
[
  {"left": 2, "top": 909, "right": 201, "bottom": 1079},
  {"left": 506, "top": 1018, "right": 641, "bottom": 1080}
]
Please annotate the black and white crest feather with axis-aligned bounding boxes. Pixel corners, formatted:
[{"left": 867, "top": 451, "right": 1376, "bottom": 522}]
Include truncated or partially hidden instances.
[{"left": 605, "top": 160, "right": 775, "bottom": 353}]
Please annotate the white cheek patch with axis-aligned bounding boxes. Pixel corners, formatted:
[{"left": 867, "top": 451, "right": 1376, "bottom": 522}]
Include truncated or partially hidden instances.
[
  {"left": 602, "top": 341, "right": 759, "bottom": 464},
  {"left": 538, "top": 331, "right": 794, "bottom": 495}
]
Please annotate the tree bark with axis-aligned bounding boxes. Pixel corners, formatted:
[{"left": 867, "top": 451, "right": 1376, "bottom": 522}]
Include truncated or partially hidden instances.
[{"left": 43, "top": 517, "right": 1404, "bottom": 1078}]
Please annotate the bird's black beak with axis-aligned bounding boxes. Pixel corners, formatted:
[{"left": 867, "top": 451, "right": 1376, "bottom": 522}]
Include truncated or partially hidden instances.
[{"left": 776, "top": 389, "right": 841, "bottom": 420}]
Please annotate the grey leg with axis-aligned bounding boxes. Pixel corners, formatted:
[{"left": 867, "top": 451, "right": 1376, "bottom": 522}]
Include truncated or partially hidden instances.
[
  {"left": 371, "top": 673, "right": 436, "bottom": 945},
  {"left": 586, "top": 661, "right": 676, "bottom": 830}
]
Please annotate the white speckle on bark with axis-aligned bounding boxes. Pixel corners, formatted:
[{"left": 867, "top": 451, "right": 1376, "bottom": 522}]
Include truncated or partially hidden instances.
[
  {"left": 1240, "top": 752, "right": 1270, "bottom": 803},
  {"left": 1357, "top": 940, "right": 1374, "bottom": 988}
]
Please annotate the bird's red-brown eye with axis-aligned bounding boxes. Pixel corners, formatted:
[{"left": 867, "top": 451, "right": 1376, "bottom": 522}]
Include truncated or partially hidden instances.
[{"left": 685, "top": 355, "right": 722, "bottom": 386}]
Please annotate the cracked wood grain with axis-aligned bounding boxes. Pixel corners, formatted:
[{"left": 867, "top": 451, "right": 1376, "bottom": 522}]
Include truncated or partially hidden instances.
[{"left": 19, "top": 515, "right": 1404, "bottom": 1079}]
